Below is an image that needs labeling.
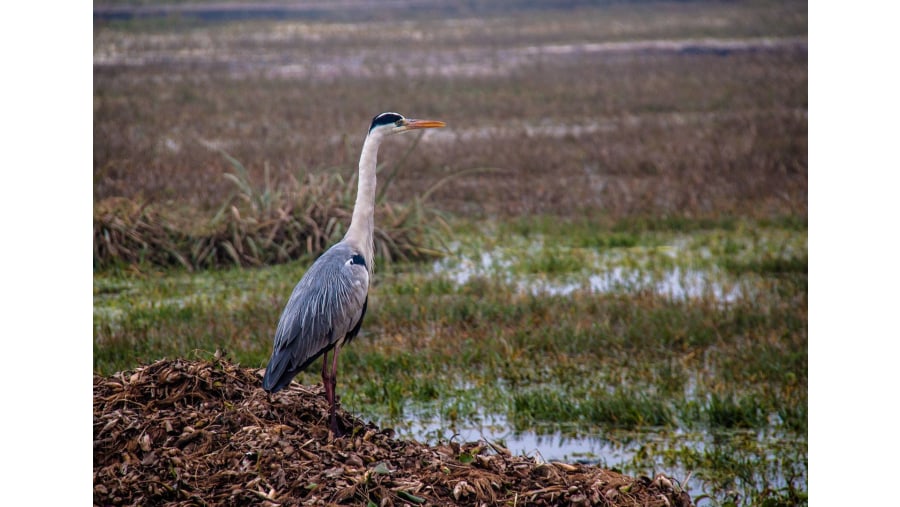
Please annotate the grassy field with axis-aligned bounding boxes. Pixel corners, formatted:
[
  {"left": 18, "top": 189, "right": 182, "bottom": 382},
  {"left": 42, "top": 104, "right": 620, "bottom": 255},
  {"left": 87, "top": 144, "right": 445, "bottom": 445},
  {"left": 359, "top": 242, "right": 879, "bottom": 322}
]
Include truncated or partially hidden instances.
[{"left": 94, "top": 1, "right": 807, "bottom": 505}]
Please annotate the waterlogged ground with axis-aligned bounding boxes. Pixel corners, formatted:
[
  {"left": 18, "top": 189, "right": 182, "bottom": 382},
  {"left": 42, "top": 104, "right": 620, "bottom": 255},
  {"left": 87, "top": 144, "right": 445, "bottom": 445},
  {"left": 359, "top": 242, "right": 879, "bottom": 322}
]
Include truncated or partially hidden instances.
[
  {"left": 363, "top": 219, "right": 807, "bottom": 503},
  {"left": 94, "top": 218, "right": 807, "bottom": 505},
  {"left": 431, "top": 229, "right": 753, "bottom": 301}
]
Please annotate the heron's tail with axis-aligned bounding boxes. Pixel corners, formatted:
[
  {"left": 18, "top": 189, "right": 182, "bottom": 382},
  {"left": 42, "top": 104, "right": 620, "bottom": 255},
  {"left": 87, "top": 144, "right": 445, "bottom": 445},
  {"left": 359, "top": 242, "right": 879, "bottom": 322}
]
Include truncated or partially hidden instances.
[
  {"left": 262, "top": 350, "right": 293, "bottom": 393},
  {"left": 262, "top": 345, "right": 330, "bottom": 393}
]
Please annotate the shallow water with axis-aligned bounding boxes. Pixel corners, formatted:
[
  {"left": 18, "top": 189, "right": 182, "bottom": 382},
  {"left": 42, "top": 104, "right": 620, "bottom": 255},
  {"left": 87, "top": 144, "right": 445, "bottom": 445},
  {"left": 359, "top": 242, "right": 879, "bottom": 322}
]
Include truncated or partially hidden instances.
[
  {"left": 431, "top": 236, "right": 746, "bottom": 302},
  {"left": 401, "top": 414, "right": 639, "bottom": 465}
]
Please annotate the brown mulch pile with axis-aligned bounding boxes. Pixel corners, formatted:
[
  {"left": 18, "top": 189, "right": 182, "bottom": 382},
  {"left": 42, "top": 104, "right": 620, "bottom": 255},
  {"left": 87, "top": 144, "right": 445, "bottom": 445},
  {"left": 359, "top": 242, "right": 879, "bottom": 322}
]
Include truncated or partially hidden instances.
[{"left": 94, "top": 356, "right": 693, "bottom": 506}]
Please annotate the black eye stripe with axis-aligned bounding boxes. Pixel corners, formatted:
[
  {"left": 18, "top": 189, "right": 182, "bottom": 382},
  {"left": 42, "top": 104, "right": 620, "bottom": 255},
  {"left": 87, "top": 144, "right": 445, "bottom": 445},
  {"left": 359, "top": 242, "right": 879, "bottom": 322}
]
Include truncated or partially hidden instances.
[{"left": 369, "top": 112, "right": 404, "bottom": 132}]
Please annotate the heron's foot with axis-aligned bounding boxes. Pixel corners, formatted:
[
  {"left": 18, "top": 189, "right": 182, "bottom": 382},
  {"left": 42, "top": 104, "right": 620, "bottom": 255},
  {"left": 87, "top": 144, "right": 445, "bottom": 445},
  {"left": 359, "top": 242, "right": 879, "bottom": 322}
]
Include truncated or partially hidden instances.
[{"left": 328, "top": 412, "right": 344, "bottom": 437}]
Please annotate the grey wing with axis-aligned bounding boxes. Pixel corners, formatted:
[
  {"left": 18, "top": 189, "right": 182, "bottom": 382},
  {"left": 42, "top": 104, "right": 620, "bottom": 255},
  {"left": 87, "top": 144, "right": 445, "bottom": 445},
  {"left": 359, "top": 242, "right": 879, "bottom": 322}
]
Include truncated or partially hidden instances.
[{"left": 262, "top": 243, "right": 369, "bottom": 392}]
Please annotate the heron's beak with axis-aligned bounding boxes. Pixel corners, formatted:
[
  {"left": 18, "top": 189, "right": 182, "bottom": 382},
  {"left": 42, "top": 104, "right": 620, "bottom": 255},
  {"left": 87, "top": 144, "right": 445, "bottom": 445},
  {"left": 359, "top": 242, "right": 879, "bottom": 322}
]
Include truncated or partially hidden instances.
[{"left": 401, "top": 119, "right": 447, "bottom": 131}]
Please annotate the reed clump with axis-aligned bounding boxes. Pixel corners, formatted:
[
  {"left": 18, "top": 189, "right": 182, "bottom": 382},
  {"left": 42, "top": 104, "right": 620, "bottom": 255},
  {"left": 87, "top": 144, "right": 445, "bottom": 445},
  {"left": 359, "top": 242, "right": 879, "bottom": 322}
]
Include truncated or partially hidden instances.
[{"left": 93, "top": 152, "right": 445, "bottom": 270}]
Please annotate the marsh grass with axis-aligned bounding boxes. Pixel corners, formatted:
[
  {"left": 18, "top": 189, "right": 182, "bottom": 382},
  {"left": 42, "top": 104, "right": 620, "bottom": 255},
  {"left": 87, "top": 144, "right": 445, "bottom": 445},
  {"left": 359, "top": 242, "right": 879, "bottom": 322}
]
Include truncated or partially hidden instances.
[
  {"left": 513, "top": 389, "right": 676, "bottom": 428},
  {"left": 94, "top": 142, "right": 449, "bottom": 270}
]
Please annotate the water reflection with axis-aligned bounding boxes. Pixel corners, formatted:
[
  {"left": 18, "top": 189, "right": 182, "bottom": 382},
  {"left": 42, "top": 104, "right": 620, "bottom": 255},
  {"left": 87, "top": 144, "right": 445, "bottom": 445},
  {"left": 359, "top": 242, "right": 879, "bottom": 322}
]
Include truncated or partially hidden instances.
[
  {"left": 432, "top": 240, "right": 744, "bottom": 302},
  {"left": 405, "top": 415, "right": 638, "bottom": 466}
]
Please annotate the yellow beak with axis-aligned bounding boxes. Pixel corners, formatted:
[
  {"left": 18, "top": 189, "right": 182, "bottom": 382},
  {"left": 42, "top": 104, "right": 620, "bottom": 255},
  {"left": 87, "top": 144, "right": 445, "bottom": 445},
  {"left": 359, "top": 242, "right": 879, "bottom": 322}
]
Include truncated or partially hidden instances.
[{"left": 402, "top": 119, "right": 447, "bottom": 130}]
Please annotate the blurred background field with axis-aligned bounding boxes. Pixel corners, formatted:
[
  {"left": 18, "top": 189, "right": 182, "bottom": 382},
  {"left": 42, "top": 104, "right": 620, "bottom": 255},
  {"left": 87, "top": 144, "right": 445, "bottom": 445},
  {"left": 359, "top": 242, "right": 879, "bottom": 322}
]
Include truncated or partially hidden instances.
[{"left": 94, "top": 1, "right": 807, "bottom": 505}]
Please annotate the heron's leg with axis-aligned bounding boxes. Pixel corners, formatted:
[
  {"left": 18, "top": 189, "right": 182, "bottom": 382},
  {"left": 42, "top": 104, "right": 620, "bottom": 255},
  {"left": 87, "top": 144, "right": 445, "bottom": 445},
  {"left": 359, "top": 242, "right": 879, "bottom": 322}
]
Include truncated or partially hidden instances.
[
  {"left": 328, "top": 343, "right": 342, "bottom": 435},
  {"left": 321, "top": 349, "right": 333, "bottom": 408}
]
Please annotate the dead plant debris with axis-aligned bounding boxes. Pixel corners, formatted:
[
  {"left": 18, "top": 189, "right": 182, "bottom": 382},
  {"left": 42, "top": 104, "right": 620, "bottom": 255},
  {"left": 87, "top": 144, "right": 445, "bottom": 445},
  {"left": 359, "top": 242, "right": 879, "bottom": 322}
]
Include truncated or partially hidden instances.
[{"left": 94, "top": 356, "right": 693, "bottom": 506}]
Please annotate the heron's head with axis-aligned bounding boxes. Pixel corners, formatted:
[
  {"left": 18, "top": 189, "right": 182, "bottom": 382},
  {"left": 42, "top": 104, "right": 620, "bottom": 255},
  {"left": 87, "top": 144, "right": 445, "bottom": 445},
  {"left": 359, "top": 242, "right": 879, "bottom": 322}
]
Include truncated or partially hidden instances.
[{"left": 368, "top": 112, "right": 446, "bottom": 138}]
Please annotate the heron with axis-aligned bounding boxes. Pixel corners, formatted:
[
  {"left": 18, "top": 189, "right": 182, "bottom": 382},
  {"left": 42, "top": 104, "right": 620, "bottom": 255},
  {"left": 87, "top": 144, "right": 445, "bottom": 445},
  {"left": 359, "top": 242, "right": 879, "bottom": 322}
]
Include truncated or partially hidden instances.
[{"left": 262, "top": 112, "right": 446, "bottom": 435}]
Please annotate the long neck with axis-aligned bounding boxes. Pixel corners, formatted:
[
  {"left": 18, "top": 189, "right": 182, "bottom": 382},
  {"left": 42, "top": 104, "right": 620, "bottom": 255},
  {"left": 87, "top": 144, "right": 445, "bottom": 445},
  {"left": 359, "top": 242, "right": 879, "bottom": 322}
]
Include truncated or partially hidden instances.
[{"left": 344, "top": 132, "right": 382, "bottom": 272}]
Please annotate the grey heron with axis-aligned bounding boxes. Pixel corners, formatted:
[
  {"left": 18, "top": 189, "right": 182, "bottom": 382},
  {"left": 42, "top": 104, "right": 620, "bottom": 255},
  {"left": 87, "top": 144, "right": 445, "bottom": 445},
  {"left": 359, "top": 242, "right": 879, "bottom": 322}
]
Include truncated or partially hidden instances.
[{"left": 262, "top": 112, "right": 446, "bottom": 435}]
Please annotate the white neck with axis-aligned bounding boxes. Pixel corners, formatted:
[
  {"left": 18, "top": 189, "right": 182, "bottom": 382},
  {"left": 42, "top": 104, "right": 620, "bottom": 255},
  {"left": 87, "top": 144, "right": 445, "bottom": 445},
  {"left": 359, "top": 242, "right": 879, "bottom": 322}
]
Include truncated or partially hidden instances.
[{"left": 343, "top": 130, "right": 384, "bottom": 272}]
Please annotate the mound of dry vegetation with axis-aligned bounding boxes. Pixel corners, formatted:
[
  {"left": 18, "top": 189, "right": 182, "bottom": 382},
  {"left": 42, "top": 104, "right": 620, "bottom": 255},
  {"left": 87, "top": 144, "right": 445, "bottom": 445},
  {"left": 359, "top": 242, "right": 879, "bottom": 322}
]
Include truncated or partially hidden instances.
[{"left": 93, "top": 356, "right": 693, "bottom": 506}]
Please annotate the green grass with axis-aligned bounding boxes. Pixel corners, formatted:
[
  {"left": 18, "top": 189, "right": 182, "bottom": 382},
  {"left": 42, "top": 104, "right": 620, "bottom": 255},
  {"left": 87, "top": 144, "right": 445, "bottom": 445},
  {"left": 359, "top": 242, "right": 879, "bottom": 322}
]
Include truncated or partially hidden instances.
[
  {"left": 512, "top": 389, "right": 676, "bottom": 428},
  {"left": 94, "top": 217, "right": 806, "bottom": 505}
]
